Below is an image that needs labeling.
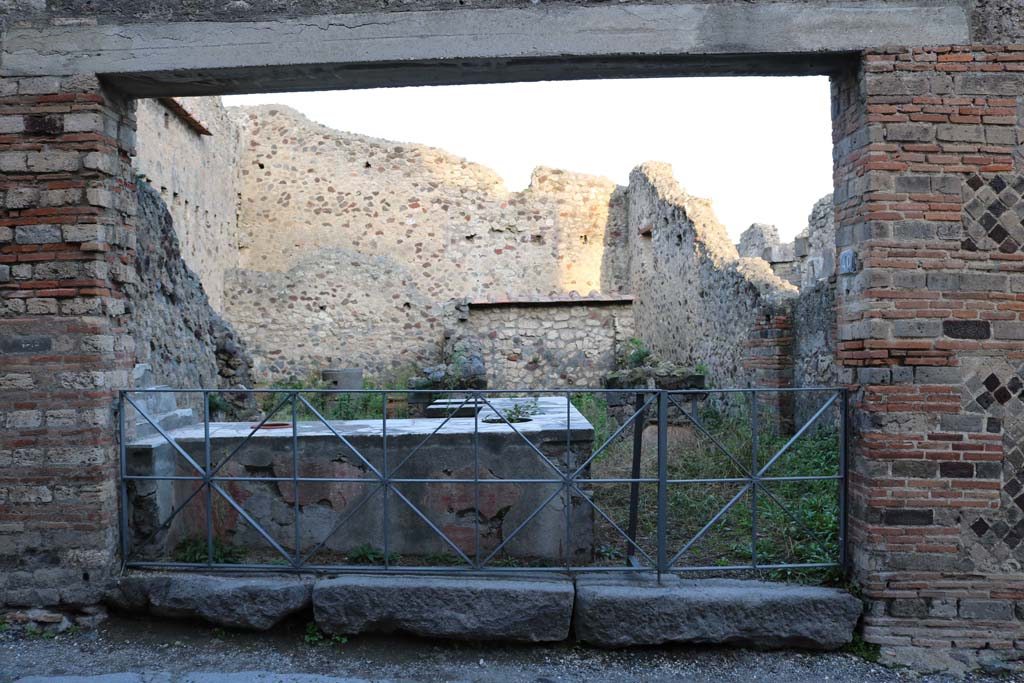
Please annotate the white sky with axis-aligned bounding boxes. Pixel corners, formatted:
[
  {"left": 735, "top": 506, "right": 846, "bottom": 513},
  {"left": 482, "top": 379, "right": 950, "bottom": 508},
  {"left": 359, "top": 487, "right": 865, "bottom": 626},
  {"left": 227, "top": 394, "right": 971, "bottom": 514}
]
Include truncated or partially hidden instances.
[{"left": 225, "top": 76, "right": 832, "bottom": 241}]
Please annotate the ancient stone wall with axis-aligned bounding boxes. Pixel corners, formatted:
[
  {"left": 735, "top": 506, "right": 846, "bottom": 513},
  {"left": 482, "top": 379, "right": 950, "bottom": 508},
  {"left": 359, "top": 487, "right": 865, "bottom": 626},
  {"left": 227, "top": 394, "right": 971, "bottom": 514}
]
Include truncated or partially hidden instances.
[
  {"left": 224, "top": 105, "right": 628, "bottom": 382},
  {"left": 793, "top": 279, "right": 839, "bottom": 426},
  {"left": 736, "top": 194, "right": 836, "bottom": 290},
  {"left": 133, "top": 97, "right": 242, "bottom": 312},
  {"left": 795, "top": 195, "right": 836, "bottom": 290},
  {"left": 127, "top": 181, "right": 253, "bottom": 397},
  {"left": 445, "top": 297, "right": 635, "bottom": 390},
  {"left": 624, "top": 162, "right": 798, "bottom": 389}
]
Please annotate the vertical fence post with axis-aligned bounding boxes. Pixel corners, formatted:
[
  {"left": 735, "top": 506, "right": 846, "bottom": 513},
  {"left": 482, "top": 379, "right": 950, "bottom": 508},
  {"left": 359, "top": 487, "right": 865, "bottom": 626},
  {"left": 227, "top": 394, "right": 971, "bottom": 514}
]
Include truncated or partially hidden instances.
[
  {"left": 473, "top": 392, "right": 480, "bottom": 570},
  {"left": 118, "top": 391, "right": 130, "bottom": 569},
  {"left": 750, "top": 390, "right": 759, "bottom": 569},
  {"left": 656, "top": 391, "right": 668, "bottom": 579},
  {"left": 292, "top": 391, "right": 301, "bottom": 568},
  {"left": 204, "top": 390, "right": 213, "bottom": 567},
  {"left": 838, "top": 388, "right": 849, "bottom": 573},
  {"left": 564, "top": 391, "right": 572, "bottom": 572},
  {"left": 626, "top": 391, "right": 647, "bottom": 565},
  {"left": 382, "top": 390, "right": 389, "bottom": 570}
]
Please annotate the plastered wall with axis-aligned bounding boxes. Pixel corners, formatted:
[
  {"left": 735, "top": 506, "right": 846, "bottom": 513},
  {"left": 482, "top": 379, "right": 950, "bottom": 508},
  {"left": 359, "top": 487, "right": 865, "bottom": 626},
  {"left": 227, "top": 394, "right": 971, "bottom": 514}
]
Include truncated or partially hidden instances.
[{"left": 133, "top": 98, "right": 243, "bottom": 312}]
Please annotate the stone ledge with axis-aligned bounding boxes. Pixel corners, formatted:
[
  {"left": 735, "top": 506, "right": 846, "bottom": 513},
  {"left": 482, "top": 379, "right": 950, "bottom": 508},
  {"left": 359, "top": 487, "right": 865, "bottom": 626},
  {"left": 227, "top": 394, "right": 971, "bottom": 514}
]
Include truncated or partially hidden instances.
[
  {"left": 103, "top": 571, "right": 860, "bottom": 649},
  {"left": 105, "top": 574, "right": 313, "bottom": 631},
  {"left": 573, "top": 576, "right": 862, "bottom": 650},
  {"left": 313, "top": 574, "right": 574, "bottom": 643}
]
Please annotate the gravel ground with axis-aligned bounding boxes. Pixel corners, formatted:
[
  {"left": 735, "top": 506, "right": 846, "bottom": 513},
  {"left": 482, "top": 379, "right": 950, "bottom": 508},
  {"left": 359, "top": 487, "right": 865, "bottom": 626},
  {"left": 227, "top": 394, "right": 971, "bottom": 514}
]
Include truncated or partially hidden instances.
[{"left": 1, "top": 616, "right": 1020, "bottom": 683}]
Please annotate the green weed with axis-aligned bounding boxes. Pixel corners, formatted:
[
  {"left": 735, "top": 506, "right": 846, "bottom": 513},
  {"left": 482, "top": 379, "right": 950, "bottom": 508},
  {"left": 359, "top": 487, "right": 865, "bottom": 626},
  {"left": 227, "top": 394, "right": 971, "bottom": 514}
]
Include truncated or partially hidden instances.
[
  {"left": 346, "top": 543, "right": 399, "bottom": 565},
  {"left": 304, "top": 621, "right": 348, "bottom": 646},
  {"left": 843, "top": 632, "right": 881, "bottom": 663},
  {"left": 173, "top": 537, "right": 247, "bottom": 564},
  {"left": 624, "top": 338, "right": 652, "bottom": 368}
]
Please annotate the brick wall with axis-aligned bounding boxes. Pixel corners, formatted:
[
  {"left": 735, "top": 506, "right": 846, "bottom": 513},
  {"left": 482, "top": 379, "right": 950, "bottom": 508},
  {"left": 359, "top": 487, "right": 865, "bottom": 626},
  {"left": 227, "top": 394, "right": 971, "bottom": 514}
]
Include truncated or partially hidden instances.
[
  {"left": 833, "top": 46, "right": 1024, "bottom": 671},
  {"left": 0, "top": 75, "right": 135, "bottom": 607},
  {"left": 743, "top": 306, "right": 795, "bottom": 431}
]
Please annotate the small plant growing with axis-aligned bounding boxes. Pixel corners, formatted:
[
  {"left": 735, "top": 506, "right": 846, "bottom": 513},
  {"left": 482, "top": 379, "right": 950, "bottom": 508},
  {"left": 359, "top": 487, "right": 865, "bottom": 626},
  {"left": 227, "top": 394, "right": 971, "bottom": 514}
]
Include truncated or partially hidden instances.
[
  {"left": 304, "top": 622, "right": 348, "bottom": 646},
  {"left": 624, "top": 338, "right": 652, "bottom": 368},
  {"left": 25, "top": 625, "right": 55, "bottom": 639},
  {"left": 595, "top": 544, "right": 624, "bottom": 561},
  {"left": 346, "top": 543, "right": 399, "bottom": 565},
  {"left": 424, "top": 552, "right": 463, "bottom": 566},
  {"left": 843, "top": 632, "right": 881, "bottom": 663},
  {"left": 483, "top": 398, "right": 540, "bottom": 424},
  {"left": 304, "top": 621, "right": 324, "bottom": 645},
  {"left": 207, "top": 392, "right": 230, "bottom": 418},
  {"left": 693, "top": 362, "right": 709, "bottom": 376},
  {"left": 173, "top": 537, "right": 247, "bottom": 564}
]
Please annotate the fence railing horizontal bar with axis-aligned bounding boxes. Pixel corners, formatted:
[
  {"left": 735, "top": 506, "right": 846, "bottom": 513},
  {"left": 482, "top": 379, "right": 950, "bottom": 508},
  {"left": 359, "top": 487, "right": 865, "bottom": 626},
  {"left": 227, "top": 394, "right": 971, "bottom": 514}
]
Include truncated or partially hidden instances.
[
  {"left": 125, "top": 560, "right": 837, "bottom": 573},
  {"left": 122, "top": 387, "right": 845, "bottom": 394},
  {"left": 665, "top": 387, "right": 847, "bottom": 394},
  {"left": 125, "top": 561, "right": 661, "bottom": 574},
  {"left": 122, "top": 475, "right": 568, "bottom": 484},
  {"left": 672, "top": 562, "right": 839, "bottom": 572},
  {"left": 121, "top": 388, "right": 662, "bottom": 395},
  {"left": 123, "top": 474, "right": 843, "bottom": 484},
  {"left": 119, "top": 386, "right": 847, "bottom": 577}
]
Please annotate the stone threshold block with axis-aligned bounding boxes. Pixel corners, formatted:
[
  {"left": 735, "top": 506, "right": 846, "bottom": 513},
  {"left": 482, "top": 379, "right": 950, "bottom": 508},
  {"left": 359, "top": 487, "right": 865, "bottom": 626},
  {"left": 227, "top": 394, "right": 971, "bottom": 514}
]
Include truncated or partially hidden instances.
[
  {"left": 313, "top": 574, "right": 574, "bottom": 642},
  {"left": 105, "top": 573, "right": 313, "bottom": 631},
  {"left": 573, "top": 576, "right": 862, "bottom": 650}
]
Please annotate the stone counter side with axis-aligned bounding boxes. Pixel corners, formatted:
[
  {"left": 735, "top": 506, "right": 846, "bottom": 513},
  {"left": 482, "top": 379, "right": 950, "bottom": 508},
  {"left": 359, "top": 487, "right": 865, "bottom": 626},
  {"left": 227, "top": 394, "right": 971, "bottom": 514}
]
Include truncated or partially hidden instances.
[{"left": 125, "top": 397, "right": 595, "bottom": 565}]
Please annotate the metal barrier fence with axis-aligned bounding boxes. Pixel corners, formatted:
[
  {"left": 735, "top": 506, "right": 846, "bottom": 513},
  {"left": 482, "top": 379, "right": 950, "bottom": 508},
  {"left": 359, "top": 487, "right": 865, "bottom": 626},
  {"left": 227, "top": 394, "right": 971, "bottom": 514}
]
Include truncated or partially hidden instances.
[{"left": 118, "top": 387, "right": 847, "bottom": 576}]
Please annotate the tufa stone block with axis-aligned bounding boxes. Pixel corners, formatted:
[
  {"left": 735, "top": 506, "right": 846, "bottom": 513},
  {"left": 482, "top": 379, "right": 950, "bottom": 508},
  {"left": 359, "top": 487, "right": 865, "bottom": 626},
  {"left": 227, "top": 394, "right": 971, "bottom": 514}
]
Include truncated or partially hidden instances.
[{"left": 943, "top": 320, "right": 990, "bottom": 339}]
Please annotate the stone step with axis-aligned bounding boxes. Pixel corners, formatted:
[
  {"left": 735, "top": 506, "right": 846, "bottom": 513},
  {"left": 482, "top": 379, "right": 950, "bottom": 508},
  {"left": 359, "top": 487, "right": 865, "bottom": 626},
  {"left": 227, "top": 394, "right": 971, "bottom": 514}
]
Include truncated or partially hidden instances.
[
  {"left": 573, "top": 576, "right": 862, "bottom": 650},
  {"left": 106, "top": 572, "right": 861, "bottom": 650}
]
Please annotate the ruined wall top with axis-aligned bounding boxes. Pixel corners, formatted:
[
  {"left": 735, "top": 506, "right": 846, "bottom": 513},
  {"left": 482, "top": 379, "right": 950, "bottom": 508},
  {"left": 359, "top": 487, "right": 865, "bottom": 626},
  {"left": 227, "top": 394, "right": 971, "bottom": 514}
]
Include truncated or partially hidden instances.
[
  {"left": 630, "top": 161, "right": 795, "bottom": 302},
  {"left": 738, "top": 223, "right": 781, "bottom": 259}
]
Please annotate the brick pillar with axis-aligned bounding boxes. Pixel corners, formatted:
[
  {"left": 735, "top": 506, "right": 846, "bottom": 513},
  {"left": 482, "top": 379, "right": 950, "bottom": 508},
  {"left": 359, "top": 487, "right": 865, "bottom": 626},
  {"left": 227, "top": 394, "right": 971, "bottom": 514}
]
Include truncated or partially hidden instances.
[
  {"left": 834, "top": 48, "right": 1024, "bottom": 670},
  {"left": 0, "top": 75, "right": 136, "bottom": 607},
  {"left": 743, "top": 303, "right": 795, "bottom": 433}
]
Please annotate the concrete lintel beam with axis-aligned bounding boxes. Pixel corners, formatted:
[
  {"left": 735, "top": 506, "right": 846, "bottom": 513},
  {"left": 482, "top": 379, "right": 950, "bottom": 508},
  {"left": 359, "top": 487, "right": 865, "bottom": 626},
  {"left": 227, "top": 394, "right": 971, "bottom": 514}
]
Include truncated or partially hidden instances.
[{"left": 1, "top": 2, "right": 970, "bottom": 96}]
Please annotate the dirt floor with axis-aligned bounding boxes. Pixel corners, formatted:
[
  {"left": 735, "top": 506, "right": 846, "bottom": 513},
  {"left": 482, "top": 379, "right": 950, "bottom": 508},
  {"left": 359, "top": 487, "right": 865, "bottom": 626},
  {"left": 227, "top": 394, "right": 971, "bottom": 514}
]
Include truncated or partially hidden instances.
[{"left": 1, "top": 615, "right": 1021, "bottom": 683}]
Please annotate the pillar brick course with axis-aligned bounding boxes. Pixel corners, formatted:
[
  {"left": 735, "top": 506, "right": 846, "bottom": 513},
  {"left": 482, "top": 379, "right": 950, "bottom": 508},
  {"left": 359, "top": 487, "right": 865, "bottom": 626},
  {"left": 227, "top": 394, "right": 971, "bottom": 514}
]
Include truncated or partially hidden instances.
[
  {"left": 834, "top": 45, "right": 1024, "bottom": 668},
  {"left": 0, "top": 74, "right": 135, "bottom": 607}
]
